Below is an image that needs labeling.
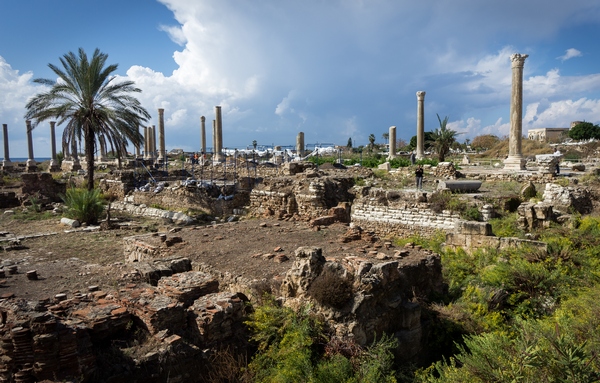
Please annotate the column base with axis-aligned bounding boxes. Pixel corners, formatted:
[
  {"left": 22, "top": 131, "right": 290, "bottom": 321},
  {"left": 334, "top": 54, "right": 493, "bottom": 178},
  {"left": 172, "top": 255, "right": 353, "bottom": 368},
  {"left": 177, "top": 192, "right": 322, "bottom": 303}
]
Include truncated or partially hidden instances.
[
  {"left": 26, "top": 159, "right": 37, "bottom": 172},
  {"left": 1, "top": 160, "right": 12, "bottom": 171},
  {"left": 503, "top": 156, "right": 526, "bottom": 170},
  {"left": 48, "top": 159, "right": 60, "bottom": 172}
]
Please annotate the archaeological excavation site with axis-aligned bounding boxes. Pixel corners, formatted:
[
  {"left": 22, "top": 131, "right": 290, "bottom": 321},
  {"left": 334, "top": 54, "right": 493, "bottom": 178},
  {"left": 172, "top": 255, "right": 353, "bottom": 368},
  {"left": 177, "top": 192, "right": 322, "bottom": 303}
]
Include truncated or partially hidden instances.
[{"left": 2, "top": 54, "right": 600, "bottom": 382}]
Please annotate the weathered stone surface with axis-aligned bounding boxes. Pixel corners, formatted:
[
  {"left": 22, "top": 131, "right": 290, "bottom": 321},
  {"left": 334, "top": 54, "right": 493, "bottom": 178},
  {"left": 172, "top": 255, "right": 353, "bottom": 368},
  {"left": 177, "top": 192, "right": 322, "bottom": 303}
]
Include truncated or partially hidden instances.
[
  {"left": 432, "top": 162, "right": 459, "bottom": 179},
  {"left": 542, "top": 183, "right": 593, "bottom": 214},
  {"left": 437, "top": 180, "right": 482, "bottom": 192},
  {"left": 188, "top": 292, "right": 249, "bottom": 346},
  {"left": 351, "top": 187, "right": 460, "bottom": 238},
  {"left": 280, "top": 247, "right": 445, "bottom": 361},
  {"left": 157, "top": 271, "right": 219, "bottom": 306}
]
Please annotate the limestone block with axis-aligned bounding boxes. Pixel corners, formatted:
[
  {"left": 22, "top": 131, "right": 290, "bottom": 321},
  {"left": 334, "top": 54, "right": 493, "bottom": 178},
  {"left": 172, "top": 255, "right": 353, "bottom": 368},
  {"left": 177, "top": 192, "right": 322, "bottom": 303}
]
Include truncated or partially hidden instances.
[
  {"left": 455, "top": 220, "right": 492, "bottom": 236},
  {"left": 157, "top": 271, "right": 219, "bottom": 306}
]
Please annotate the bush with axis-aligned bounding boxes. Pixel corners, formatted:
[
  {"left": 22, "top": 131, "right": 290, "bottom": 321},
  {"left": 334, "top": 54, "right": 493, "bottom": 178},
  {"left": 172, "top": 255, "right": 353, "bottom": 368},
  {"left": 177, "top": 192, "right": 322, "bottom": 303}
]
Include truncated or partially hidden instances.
[
  {"left": 308, "top": 267, "right": 354, "bottom": 309},
  {"left": 61, "top": 188, "right": 106, "bottom": 224}
]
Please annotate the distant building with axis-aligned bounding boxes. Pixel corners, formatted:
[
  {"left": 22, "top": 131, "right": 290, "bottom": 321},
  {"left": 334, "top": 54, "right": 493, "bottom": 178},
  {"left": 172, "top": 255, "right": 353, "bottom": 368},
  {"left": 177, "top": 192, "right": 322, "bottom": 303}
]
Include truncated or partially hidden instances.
[{"left": 527, "top": 127, "right": 570, "bottom": 142}]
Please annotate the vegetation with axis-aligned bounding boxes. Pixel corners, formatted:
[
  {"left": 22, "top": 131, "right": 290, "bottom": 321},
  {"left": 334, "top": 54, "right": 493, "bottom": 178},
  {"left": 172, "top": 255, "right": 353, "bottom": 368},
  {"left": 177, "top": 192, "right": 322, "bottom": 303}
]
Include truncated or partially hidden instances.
[
  {"left": 568, "top": 121, "right": 600, "bottom": 141},
  {"left": 245, "top": 297, "right": 398, "bottom": 383},
  {"left": 61, "top": 187, "right": 106, "bottom": 224},
  {"left": 429, "top": 114, "right": 459, "bottom": 162},
  {"left": 25, "top": 48, "right": 150, "bottom": 191}
]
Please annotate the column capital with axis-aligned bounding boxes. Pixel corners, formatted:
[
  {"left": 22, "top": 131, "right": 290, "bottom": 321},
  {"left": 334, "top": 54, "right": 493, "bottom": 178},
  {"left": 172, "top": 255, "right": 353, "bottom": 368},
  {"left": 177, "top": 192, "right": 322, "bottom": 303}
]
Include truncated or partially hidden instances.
[
  {"left": 201, "top": 116, "right": 205, "bottom": 122},
  {"left": 510, "top": 53, "right": 528, "bottom": 68},
  {"left": 416, "top": 91, "right": 426, "bottom": 100}
]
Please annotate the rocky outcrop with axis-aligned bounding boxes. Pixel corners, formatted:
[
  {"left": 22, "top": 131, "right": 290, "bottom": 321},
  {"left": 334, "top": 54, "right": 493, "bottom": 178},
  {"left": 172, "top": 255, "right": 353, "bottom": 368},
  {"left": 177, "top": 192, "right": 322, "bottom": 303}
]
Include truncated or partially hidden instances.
[{"left": 280, "top": 246, "right": 445, "bottom": 361}]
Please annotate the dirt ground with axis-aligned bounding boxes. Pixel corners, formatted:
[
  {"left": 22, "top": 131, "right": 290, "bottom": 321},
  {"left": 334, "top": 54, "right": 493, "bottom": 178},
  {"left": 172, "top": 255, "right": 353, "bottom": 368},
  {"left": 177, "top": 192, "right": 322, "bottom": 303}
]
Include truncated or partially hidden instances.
[{"left": 0, "top": 210, "right": 395, "bottom": 303}]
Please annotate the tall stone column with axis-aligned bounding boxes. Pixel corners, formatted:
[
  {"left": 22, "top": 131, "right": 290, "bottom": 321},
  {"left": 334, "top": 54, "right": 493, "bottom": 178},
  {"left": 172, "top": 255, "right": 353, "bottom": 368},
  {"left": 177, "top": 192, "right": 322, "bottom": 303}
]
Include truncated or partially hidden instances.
[
  {"left": 504, "top": 53, "right": 528, "bottom": 170},
  {"left": 150, "top": 126, "right": 156, "bottom": 161},
  {"left": 135, "top": 126, "right": 141, "bottom": 157},
  {"left": 144, "top": 126, "right": 149, "bottom": 159},
  {"left": 2, "top": 124, "right": 12, "bottom": 170},
  {"left": 98, "top": 135, "right": 107, "bottom": 162},
  {"left": 215, "top": 106, "right": 223, "bottom": 161},
  {"left": 200, "top": 116, "right": 206, "bottom": 155},
  {"left": 48, "top": 121, "right": 59, "bottom": 171},
  {"left": 158, "top": 108, "right": 165, "bottom": 163},
  {"left": 212, "top": 120, "right": 217, "bottom": 159},
  {"left": 25, "top": 120, "right": 37, "bottom": 172},
  {"left": 416, "top": 91, "right": 426, "bottom": 159},
  {"left": 71, "top": 138, "right": 81, "bottom": 171},
  {"left": 296, "top": 132, "right": 305, "bottom": 157},
  {"left": 388, "top": 126, "right": 397, "bottom": 160}
]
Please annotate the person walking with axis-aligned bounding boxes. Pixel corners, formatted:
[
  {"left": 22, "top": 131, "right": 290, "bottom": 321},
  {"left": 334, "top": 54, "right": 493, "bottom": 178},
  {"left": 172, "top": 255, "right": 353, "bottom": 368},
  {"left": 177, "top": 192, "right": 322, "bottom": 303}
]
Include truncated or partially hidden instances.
[{"left": 415, "top": 165, "right": 424, "bottom": 190}]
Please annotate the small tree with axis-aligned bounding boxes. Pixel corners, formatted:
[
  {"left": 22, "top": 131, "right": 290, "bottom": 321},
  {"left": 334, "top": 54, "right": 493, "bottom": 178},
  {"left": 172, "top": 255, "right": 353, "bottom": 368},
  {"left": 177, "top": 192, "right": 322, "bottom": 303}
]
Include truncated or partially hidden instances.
[
  {"left": 568, "top": 122, "right": 600, "bottom": 141},
  {"left": 347, "top": 137, "right": 353, "bottom": 149},
  {"left": 429, "top": 114, "right": 459, "bottom": 162},
  {"left": 252, "top": 140, "right": 257, "bottom": 150},
  {"left": 368, "top": 134, "right": 375, "bottom": 151}
]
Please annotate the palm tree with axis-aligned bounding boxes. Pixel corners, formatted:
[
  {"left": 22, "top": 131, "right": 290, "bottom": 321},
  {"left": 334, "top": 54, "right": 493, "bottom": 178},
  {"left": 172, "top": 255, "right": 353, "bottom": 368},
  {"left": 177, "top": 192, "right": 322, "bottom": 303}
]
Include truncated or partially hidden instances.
[
  {"left": 430, "top": 114, "right": 459, "bottom": 162},
  {"left": 382, "top": 132, "right": 389, "bottom": 144},
  {"left": 25, "top": 48, "right": 150, "bottom": 190},
  {"left": 252, "top": 140, "right": 257, "bottom": 150},
  {"left": 368, "top": 133, "right": 375, "bottom": 151}
]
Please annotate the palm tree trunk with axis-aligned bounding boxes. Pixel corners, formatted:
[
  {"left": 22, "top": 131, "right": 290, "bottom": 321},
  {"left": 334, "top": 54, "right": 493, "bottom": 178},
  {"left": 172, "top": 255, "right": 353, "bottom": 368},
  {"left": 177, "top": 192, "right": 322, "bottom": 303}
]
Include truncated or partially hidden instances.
[{"left": 85, "top": 128, "right": 95, "bottom": 191}]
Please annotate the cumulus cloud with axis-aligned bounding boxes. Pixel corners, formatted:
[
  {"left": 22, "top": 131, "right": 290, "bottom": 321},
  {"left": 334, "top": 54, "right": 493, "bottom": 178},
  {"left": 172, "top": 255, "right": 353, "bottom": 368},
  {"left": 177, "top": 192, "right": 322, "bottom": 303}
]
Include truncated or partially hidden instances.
[{"left": 558, "top": 48, "right": 582, "bottom": 61}]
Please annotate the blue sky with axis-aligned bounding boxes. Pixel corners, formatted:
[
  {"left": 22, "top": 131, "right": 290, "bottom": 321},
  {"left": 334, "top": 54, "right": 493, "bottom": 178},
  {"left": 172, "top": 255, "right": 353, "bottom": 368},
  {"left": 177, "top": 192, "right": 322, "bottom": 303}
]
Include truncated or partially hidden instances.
[{"left": 1, "top": 0, "right": 600, "bottom": 158}]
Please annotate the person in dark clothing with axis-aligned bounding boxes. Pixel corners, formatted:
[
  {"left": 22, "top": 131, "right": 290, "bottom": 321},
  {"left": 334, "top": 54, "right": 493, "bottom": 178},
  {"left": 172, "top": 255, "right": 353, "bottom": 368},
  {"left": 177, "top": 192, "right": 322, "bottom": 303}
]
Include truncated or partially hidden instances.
[{"left": 415, "top": 165, "right": 424, "bottom": 190}]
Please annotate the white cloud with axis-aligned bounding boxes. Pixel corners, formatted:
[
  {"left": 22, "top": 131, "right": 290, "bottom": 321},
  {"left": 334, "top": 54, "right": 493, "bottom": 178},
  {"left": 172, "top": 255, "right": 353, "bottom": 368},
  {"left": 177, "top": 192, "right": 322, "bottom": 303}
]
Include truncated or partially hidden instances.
[{"left": 558, "top": 48, "right": 582, "bottom": 61}]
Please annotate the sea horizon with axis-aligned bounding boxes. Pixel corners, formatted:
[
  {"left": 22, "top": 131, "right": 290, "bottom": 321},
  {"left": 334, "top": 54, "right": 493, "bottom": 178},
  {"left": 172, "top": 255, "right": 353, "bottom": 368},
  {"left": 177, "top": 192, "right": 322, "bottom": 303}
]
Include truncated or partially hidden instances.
[{"left": 1, "top": 158, "right": 52, "bottom": 162}]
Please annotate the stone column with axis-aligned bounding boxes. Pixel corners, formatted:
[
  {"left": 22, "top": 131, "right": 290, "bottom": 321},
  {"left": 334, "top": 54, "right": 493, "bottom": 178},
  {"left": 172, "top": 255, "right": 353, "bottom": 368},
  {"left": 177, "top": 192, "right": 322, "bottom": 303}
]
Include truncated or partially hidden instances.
[
  {"left": 212, "top": 120, "right": 217, "bottom": 159},
  {"left": 98, "top": 135, "right": 107, "bottom": 162},
  {"left": 388, "top": 126, "right": 397, "bottom": 160},
  {"left": 150, "top": 126, "right": 157, "bottom": 161},
  {"left": 135, "top": 126, "right": 141, "bottom": 157},
  {"left": 416, "top": 91, "right": 426, "bottom": 159},
  {"left": 48, "top": 121, "right": 59, "bottom": 171},
  {"left": 200, "top": 116, "right": 206, "bottom": 156},
  {"left": 158, "top": 108, "right": 165, "bottom": 163},
  {"left": 504, "top": 53, "right": 528, "bottom": 170},
  {"left": 296, "top": 132, "right": 304, "bottom": 157},
  {"left": 144, "top": 126, "right": 149, "bottom": 159},
  {"left": 25, "top": 120, "right": 37, "bottom": 172},
  {"left": 215, "top": 106, "right": 223, "bottom": 161},
  {"left": 71, "top": 138, "right": 81, "bottom": 171},
  {"left": 1, "top": 124, "right": 12, "bottom": 170}
]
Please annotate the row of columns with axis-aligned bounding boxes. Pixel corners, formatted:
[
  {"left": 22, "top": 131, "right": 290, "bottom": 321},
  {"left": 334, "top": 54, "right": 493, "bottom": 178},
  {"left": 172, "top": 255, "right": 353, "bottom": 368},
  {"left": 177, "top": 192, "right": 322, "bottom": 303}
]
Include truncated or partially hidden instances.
[{"left": 3, "top": 52, "right": 529, "bottom": 171}]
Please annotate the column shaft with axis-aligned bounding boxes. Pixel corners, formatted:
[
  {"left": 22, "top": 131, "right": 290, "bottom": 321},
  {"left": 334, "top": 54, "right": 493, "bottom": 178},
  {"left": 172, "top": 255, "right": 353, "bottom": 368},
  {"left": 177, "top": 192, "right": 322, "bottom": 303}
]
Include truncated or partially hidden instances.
[{"left": 416, "top": 91, "right": 426, "bottom": 159}]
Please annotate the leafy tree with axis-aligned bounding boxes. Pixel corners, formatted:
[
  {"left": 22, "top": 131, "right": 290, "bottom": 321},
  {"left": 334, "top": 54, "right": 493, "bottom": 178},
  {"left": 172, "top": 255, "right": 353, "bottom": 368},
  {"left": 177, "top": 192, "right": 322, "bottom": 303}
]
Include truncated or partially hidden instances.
[
  {"left": 429, "top": 114, "right": 459, "bottom": 162},
  {"left": 368, "top": 133, "right": 376, "bottom": 151},
  {"left": 568, "top": 121, "right": 600, "bottom": 141},
  {"left": 471, "top": 134, "right": 500, "bottom": 151},
  {"left": 25, "top": 48, "right": 149, "bottom": 190},
  {"left": 409, "top": 132, "right": 435, "bottom": 150}
]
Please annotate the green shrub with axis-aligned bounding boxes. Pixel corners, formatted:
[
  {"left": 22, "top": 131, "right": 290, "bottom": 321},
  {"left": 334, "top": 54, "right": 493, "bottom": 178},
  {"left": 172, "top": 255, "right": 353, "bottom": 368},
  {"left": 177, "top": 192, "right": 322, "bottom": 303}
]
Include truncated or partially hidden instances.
[
  {"left": 61, "top": 188, "right": 106, "bottom": 224},
  {"left": 461, "top": 206, "right": 482, "bottom": 221},
  {"left": 246, "top": 298, "right": 398, "bottom": 383}
]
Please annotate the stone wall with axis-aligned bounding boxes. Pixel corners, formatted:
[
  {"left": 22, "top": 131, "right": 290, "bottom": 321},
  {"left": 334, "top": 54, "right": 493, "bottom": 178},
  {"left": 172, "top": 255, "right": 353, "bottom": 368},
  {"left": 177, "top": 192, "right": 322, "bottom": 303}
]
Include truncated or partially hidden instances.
[
  {"left": 350, "top": 187, "right": 460, "bottom": 238},
  {"left": 247, "top": 173, "right": 356, "bottom": 220},
  {"left": 445, "top": 220, "right": 547, "bottom": 253},
  {"left": 20, "top": 173, "right": 66, "bottom": 202}
]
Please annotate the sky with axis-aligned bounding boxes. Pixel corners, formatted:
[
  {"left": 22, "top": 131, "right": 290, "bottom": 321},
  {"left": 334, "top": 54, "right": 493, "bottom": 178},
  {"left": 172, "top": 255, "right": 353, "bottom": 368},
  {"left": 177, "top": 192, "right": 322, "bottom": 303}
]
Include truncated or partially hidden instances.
[{"left": 2, "top": 0, "right": 600, "bottom": 158}]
